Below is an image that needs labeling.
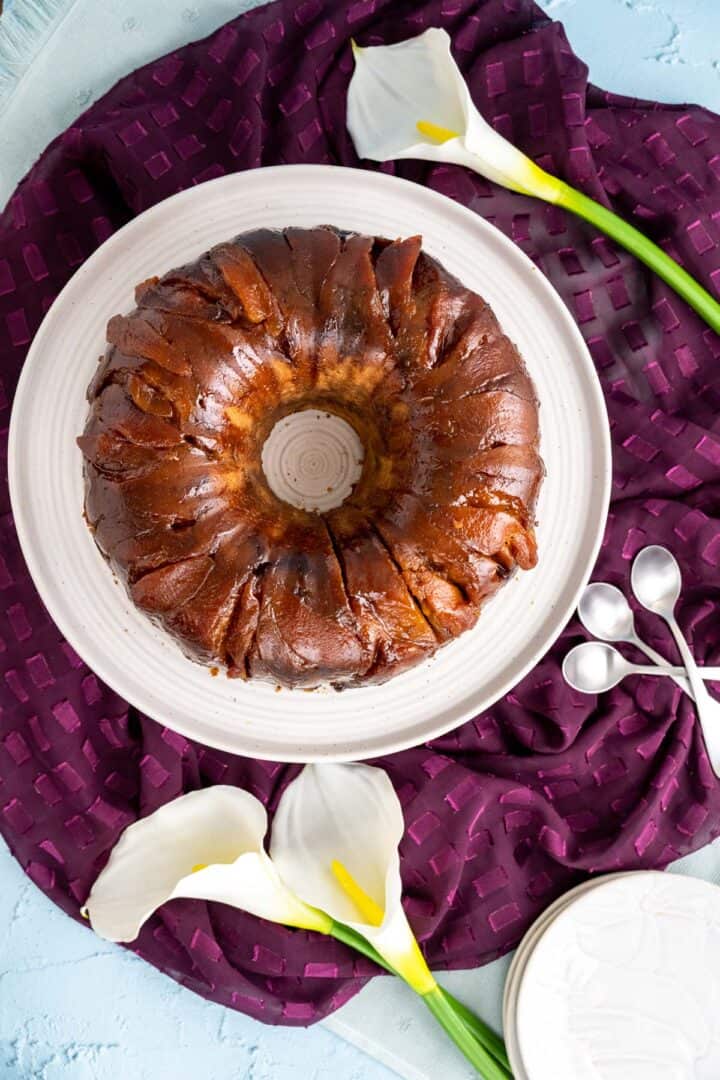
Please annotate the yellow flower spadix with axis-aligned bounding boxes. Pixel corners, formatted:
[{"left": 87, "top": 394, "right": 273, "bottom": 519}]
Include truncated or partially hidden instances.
[
  {"left": 416, "top": 120, "right": 459, "bottom": 143},
  {"left": 331, "top": 860, "right": 384, "bottom": 926},
  {"left": 330, "top": 858, "right": 436, "bottom": 994}
]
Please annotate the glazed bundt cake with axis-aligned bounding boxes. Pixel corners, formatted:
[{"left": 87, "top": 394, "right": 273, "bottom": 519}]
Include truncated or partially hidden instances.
[{"left": 78, "top": 227, "right": 543, "bottom": 688}]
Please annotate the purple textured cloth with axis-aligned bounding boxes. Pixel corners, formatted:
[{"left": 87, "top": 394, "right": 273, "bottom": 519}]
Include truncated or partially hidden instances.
[{"left": 1, "top": 0, "right": 720, "bottom": 1027}]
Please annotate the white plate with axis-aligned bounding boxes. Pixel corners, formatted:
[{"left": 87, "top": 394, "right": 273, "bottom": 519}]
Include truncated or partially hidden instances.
[
  {"left": 514, "top": 872, "right": 720, "bottom": 1079},
  {"left": 8, "top": 165, "right": 611, "bottom": 762},
  {"left": 502, "top": 874, "right": 639, "bottom": 1080}
]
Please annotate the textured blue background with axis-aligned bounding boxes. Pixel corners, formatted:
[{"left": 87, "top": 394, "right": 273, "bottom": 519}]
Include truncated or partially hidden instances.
[{"left": 1, "top": 1, "right": 719, "bottom": 1077}]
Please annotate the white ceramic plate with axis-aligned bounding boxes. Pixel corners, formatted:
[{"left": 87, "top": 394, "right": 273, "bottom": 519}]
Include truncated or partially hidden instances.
[
  {"left": 9, "top": 165, "right": 611, "bottom": 762},
  {"left": 514, "top": 873, "right": 720, "bottom": 1079},
  {"left": 502, "top": 874, "right": 639, "bottom": 1080}
]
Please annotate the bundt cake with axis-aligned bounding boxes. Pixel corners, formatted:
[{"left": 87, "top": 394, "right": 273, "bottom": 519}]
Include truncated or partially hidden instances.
[{"left": 78, "top": 226, "right": 543, "bottom": 688}]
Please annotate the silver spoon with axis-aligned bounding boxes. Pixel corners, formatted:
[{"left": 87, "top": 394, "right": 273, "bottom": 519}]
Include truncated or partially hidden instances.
[
  {"left": 563, "top": 641, "right": 720, "bottom": 693},
  {"left": 579, "top": 582, "right": 693, "bottom": 699},
  {"left": 564, "top": 642, "right": 689, "bottom": 694},
  {"left": 631, "top": 545, "right": 720, "bottom": 775}
]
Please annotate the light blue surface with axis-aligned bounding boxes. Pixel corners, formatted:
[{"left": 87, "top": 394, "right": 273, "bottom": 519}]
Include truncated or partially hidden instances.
[
  {"left": 1, "top": 1, "right": 720, "bottom": 1078},
  {"left": 550, "top": 0, "right": 720, "bottom": 112}
]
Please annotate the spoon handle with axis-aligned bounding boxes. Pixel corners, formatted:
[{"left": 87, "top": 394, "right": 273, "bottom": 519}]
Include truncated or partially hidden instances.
[
  {"left": 667, "top": 616, "right": 720, "bottom": 776},
  {"left": 646, "top": 664, "right": 720, "bottom": 682},
  {"left": 634, "top": 665, "right": 686, "bottom": 676},
  {"left": 630, "top": 635, "right": 694, "bottom": 699}
]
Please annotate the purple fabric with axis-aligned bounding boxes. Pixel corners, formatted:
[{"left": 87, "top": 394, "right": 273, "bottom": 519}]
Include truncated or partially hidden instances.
[{"left": 1, "top": 0, "right": 720, "bottom": 1028}]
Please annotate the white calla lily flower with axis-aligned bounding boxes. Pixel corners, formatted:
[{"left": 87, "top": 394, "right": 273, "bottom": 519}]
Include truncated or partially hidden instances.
[
  {"left": 271, "top": 763, "right": 435, "bottom": 995},
  {"left": 346, "top": 27, "right": 720, "bottom": 337},
  {"left": 84, "top": 786, "right": 331, "bottom": 942},
  {"left": 347, "top": 27, "right": 560, "bottom": 202}
]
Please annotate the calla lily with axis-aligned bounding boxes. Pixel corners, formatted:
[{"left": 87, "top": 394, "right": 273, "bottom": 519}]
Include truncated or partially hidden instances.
[
  {"left": 83, "top": 786, "right": 331, "bottom": 941},
  {"left": 271, "top": 763, "right": 434, "bottom": 993},
  {"left": 270, "top": 764, "right": 510, "bottom": 1078},
  {"left": 347, "top": 28, "right": 720, "bottom": 334},
  {"left": 84, "top": 773, "right": 511, "bottom": 1079},
  {"left": 347, "top": 28, "right": 557, "bottom": 201}
]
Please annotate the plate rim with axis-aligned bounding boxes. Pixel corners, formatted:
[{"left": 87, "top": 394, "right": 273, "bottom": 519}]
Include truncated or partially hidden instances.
[{"left": 8, "top": 164, "right": 612, "bottom": 762}]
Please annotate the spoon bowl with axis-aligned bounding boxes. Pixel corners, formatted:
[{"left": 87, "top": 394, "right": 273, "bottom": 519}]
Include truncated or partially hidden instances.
[
  {"left": 631, "top": 545, "right": 682, "bottom": 615},
  {"left": 578, "top": 583, "right": 636, "bottom": 642},
  {"left": 563, "top": 642, "right": 633, "bottom": 694}
]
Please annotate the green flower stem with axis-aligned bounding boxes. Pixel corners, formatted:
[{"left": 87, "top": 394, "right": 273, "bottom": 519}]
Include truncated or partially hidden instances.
[
  {"left": 422, "top": 986, "right": 512, "bottom": 1080},
  {"left": 439, "top": 993, "right": 509, "bottom": 1072},
  {"left": 330, "top": 920, "right": 511, "bottom": 1076},
  {"left": 418, "top": 118, "right": 720, "bottom": 333},
  {"left": 552, "top": 176, "right": 720, "bottom": 334}
]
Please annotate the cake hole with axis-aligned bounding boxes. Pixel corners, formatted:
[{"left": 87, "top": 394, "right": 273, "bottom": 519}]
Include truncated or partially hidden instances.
[{"left": 261, "top": 409, "right": 364, "bottom": 513}]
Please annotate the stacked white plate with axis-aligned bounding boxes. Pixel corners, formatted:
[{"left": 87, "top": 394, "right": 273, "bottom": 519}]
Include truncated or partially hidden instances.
[{"left": 503, "top": 871, "right": 720, "bottom": 1079}]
